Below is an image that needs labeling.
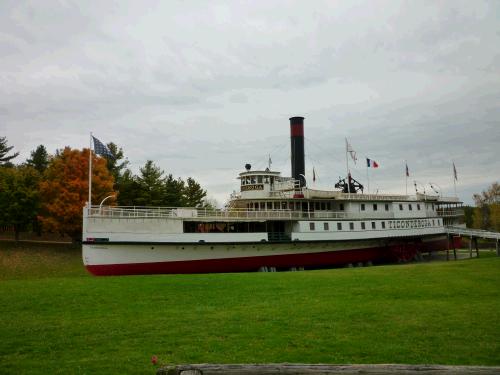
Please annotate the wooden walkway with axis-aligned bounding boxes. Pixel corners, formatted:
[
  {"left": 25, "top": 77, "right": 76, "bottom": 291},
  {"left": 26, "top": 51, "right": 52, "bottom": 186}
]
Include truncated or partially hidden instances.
[
  {"left": 445, "top": 226, "right": 500, "bottom": 259},
  {"left": 157, "top": 364, "right": 500, "bottom": 375}
]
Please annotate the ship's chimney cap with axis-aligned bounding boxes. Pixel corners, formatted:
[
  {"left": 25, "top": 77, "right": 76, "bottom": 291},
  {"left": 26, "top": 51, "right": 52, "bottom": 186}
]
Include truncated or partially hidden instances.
[{"left": 289, "top": 116, "right": 305, "bottom": 121}]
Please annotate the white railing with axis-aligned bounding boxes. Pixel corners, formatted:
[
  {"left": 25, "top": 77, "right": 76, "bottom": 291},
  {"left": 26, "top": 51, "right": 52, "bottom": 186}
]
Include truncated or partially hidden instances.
[
  {"left": 87, "top": 206, "right": 402, "bottom": 221},
  {"left": 445, "top": 226, "right": 500, "bottom": 240}
]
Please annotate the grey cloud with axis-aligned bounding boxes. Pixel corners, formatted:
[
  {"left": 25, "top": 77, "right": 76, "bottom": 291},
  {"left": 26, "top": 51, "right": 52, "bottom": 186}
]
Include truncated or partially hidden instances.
[{"left": 1, "top": 1, "right": 499, "bottom": 206}]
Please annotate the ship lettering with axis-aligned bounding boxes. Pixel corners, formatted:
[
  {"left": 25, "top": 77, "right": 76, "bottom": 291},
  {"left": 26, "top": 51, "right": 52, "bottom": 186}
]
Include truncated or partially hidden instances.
[{"left": 241, "top": 184, "right": 264, "bottom": 192}]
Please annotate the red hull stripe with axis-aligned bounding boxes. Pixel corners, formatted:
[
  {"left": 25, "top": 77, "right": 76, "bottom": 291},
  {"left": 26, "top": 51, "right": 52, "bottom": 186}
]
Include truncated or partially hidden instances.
[{"left": 85, "top": 238, "right": 451, "bottom": 276}]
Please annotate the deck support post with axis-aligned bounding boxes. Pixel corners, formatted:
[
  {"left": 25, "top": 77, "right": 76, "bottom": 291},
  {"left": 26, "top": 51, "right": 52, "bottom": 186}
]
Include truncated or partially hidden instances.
[
  {"left": 469, "top": 236, "right": 473, "bottom": 258},
  {"left": 453, "top": 236, "right": 457, "bottom": 260},
  {"left": 446, "top": 235, "right": 450, "bottom": 261}
]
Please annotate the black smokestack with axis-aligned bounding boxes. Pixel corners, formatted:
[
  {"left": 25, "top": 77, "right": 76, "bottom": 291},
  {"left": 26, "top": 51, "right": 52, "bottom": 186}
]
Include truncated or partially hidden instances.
[{"left": 290, "top": 116, "right": 305, "bottom": 187}]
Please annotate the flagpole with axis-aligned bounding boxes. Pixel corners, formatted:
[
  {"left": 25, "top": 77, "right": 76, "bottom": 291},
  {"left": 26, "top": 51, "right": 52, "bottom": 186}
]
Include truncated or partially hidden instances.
[
  {"left": 453, "top": 161, "right": 457, "bottom": 197},
  {"left": 405, "top": 160, "right": 408, "bottom": 196},
  {"left": 345, "top": 138, "right": 350, "bottom": 197},
  {"left": 366, "top": 157, "right": 370, "bottom": 195},
  {"left": 89, "top": 132, "right": 92, "bottom": 209}
]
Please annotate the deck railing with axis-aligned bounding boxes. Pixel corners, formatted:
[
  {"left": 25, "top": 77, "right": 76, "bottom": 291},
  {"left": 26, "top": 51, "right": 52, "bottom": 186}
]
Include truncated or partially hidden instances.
[{"left": 85, "top": 206, "right": 444, "bottom": 221}]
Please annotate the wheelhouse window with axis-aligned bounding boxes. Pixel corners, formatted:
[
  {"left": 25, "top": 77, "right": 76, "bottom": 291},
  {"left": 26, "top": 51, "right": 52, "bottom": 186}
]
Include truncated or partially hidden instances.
[
  {"left": 371, "top": 222, "right": 376, "bottom": 229},
  {"left": 324, "top": 223, "right": 329, "bottom": 231},
  {"left": 337, "top": 222, "right": 342, "bottom": 230},
  {"left": 417, "top": 204, "right": 421, "bottom": 210},
  {"left": 361, "top": 203, "right": 365, "bottom": 211},
  {"left": 349, "top": 222, "right": 354, "bottom": 230},
  {"left": 361, "top": 222, "right": 366, "bottom": 230},
  {"left": 257, "top": 176, "right": 263, "bottom": 183},
  {"left": 399, "top": 204, "right": 403, "bottom": 210},
  {"left": 381, "top": 222, "right": 386, "bottom": 229},
  {"left": 409, "top": 204, "right": 412, "bottom": 211},
  {"left": 373, "top": 204, "right": 378, "bottom": 211},
  {"left": 385, "top": 204, "right": 389, "bottom": 211},
  {"left": 309, "top": 222, "right": 315, "bottom": 231}
]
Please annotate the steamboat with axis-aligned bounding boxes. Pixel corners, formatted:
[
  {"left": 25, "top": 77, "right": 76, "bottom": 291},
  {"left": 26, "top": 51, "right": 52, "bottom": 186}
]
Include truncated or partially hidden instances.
[{"left": 82, "top": 117, "right": 463, "bottom": 275}]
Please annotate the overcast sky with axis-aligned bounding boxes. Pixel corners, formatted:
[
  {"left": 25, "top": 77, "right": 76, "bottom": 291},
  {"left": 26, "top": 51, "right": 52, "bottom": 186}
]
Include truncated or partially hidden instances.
[{"left": 1, "top": 0, "right": 499, "bottom": 206}]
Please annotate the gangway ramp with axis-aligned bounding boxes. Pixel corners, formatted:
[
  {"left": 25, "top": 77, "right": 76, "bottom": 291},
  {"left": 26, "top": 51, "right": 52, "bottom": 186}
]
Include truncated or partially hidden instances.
[{"left": 445, "top": 226, "right": 500, "bottom": 257}]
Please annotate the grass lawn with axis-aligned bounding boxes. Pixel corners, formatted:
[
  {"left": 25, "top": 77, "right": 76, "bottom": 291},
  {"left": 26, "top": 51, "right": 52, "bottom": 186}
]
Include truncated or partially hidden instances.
[{"left": 0, "top": 242, "right": 499, "bottom": 374}]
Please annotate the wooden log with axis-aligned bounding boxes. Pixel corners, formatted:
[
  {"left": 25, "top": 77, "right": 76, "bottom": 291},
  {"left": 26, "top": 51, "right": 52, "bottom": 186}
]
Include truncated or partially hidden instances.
[{"left": 157, "top": 364, "right": 500, "bottom": 375}]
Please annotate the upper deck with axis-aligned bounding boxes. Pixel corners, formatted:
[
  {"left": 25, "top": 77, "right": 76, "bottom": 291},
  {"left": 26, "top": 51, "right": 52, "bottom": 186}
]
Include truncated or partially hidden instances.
[{"left": 85, "top": 204, "right": 462, "bottom": 222}]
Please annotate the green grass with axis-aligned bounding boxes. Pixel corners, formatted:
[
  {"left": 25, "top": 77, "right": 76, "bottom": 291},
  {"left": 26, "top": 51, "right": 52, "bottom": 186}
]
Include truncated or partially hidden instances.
[{"left": 0, "top": 243, "right": 499, "bottom": 374}]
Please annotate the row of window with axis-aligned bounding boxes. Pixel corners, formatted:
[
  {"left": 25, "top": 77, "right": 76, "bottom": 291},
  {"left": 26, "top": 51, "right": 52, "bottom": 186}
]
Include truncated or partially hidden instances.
[
  {"left": 241, "top": 175, "right": 275, "bottom": 185},
  {"left": 247, "top": 201, "right": 340, "bottom": 211},
  {"left": 247, "top": 201, "right": 435, "bottom": 212},
  {"left": 360, "top": 203, "right": 435, "bottom": 211},
  {"left": 309, "top": 219, "right": 440, "bottom": 231}
]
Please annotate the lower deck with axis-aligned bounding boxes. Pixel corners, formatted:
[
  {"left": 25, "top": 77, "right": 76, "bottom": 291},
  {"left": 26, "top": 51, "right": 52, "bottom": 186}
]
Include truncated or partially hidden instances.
[{"left": 83, "top": 235, "right": 458, "bottom": 275}]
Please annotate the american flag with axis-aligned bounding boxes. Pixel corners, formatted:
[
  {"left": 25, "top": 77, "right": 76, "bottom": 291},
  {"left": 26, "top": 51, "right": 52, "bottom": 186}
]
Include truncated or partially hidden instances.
[
  {"left": 92, "top": 136, "right": 114, "bottom": 158},
  {"left": 453, "top": 162, "right": 458, "bottom": 181},
  {"left": 405, "top": 163, "right": 409, "bottom": 177}
]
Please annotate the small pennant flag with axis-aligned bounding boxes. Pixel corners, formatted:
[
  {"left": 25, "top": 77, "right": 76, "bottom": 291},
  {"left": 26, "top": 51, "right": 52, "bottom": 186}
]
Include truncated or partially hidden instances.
[
  {"left": 345, "top": 138, "right": 357, "bottom": 164},
  {"left": 405, "top": 163, "right": 410, "bottom": 177},
  {"left": 366, "top": 158, "right": 379, "bottom": 168},
  {"left": 313, "top": 167, "right": 316, "bottom": 182},
  {"left": 453, "top": 162, "right": 458, "bottom": 181},
  {"left": 92, "top": 136, "right": 114, "bottom": 158}
]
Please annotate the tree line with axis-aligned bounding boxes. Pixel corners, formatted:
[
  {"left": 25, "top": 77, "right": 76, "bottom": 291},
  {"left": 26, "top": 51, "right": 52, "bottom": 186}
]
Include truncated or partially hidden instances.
[
  {"left": 0, "top": 136, "right": 209, "bottom": 241},
  {"left": 463, "top": 182, "right": 499, "bottom": 232}
]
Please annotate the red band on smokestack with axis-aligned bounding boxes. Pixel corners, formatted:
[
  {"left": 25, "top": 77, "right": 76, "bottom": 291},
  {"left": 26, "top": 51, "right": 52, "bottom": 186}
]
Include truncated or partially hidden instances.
[{"left": 290, "top": 124, "right": 304, "bottom": 137}]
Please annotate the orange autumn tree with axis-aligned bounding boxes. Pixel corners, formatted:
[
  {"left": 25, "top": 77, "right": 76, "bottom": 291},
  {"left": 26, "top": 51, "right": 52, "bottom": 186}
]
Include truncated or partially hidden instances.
[{"left": 39, "top": 147, "right": 114, "bottom": 241}]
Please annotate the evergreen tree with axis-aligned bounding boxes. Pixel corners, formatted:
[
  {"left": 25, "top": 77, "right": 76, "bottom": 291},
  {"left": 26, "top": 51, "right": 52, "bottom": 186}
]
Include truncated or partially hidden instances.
[
  {"left": 183, "top": 177, "right": 207, "bottom": 207},
  {"left": 26, "top": 145, "right": 49, "bottom": 173},
  {"left": 0, "top": 136, "right": 19, "bottom": 166},
  {"left": 164, "top": 174, "right": 185, "bottom": 207},
  {"left": 116, "top": 169, "right": 142, "bottom": 206},
  {"left": 463, "top": 205, "right": 474, "bottom": 228},
  {"left": 105, "top": 142, "right": 129, "bottom": 185},
  {"left": 136, "top": 160, "right": 166, "bottom": 206},
  {"left": 0, "top": 166, "right": 40, "bottom": 241}
]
